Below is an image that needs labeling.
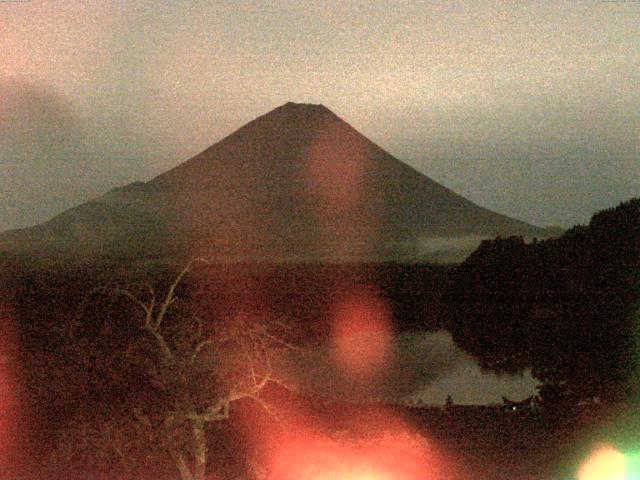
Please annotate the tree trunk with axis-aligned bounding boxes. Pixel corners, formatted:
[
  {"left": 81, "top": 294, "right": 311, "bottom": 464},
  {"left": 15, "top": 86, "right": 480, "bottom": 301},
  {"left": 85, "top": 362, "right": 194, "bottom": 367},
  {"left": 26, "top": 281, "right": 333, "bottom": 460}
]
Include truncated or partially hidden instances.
[
  {"left": 192, "top": 418, "right": 207, "bottom": 480},
  {"left": 175, "top": 453, "right": 194, "bottom": 480}
]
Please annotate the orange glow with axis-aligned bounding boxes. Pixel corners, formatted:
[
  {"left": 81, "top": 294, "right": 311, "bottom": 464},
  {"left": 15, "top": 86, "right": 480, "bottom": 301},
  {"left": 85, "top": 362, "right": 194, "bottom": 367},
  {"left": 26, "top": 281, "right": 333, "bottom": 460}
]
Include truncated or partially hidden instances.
[
  {"left": 264, "top": 417, "right": 451, "bottom": 480},
  {"left": 236, "top": 396, "right": 457, "bottom": 480},
  {"left": 304, "top": 120, "right": 369, "bottom": 212},
  {"left": 330, "top": 289, "right": 392, "bottom": 380},
  {"left": 315, "top": 471, "right": 391, "bottom": 480},
  {"left": 303, "top": 118, "right": 380, "bottom": 260},
  {"left": 0, "top": 300, "right": 22, "bottom": 474},
  {"left": 579, "top": 446, "right": 626, "bottom": 480}
]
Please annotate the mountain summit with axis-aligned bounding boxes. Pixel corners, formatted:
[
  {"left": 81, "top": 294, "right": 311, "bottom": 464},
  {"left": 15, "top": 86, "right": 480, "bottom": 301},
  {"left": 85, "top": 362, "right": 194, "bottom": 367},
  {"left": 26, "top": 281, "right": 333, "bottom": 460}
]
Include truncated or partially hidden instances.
[{"left": 0, "top": 102, "right": 545, "bottom": 263}]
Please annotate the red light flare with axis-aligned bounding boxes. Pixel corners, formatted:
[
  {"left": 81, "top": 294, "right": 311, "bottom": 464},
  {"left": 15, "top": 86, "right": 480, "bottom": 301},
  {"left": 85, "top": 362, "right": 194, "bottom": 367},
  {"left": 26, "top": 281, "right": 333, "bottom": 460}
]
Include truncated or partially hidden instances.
[
  {"left": 237, "top": 398, "right": 460, "bottom": 480},
  {"left": 329, "top": 288, "right": 393, "bottom": 381},
  {"left": 232, "top": 286, "right": 464, "bottom": 480},
  {"left": 0, "top": 299, "right": 24, "bottom": 475},
  {"left": 303, "top": 121, "right": 369, "bottom": 213},
  {"left": 302, "top": 120, "right": 380, "bottom": 260}
]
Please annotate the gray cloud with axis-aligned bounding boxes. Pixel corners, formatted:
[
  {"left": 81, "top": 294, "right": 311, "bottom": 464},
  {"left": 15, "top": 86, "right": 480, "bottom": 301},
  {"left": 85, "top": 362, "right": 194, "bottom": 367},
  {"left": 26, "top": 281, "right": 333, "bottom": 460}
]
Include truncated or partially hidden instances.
[
  {"left": 0, "top": 78, "right": 152, "bottom": 230},
  {"left": 1, "top": 1, "right": 638, "bottom": 229}
]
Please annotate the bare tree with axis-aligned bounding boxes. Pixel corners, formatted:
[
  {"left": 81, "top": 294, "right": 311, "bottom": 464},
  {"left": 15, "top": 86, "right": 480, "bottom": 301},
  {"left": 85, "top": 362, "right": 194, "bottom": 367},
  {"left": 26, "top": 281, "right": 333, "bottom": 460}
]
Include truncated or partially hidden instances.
[{"left": 65, "top": 258, "right": 295, "bottom": 480}]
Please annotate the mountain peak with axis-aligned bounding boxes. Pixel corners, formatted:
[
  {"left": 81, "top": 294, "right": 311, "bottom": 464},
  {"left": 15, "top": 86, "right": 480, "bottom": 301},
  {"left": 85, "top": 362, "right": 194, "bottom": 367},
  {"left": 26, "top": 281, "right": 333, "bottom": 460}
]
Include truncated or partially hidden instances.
[
  {"left": 0, "top": 103, "right": 546, "bottom": 263},
  {"left": 270, "top": 101, "right": 333, "bottom": 118},
  {"left": 270, "top": 101, "right": 335, "bottom": 121},
  {"left": 281, "top": 101, "right": 329, "bottom": 110}
]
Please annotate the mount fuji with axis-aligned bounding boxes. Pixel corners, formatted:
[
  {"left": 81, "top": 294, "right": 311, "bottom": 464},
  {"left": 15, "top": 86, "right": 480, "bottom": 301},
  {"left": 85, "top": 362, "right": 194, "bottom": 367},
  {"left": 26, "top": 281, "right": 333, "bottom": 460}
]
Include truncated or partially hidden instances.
[{"left": 0, "top": 102, "right": 546, "bottom": 263}]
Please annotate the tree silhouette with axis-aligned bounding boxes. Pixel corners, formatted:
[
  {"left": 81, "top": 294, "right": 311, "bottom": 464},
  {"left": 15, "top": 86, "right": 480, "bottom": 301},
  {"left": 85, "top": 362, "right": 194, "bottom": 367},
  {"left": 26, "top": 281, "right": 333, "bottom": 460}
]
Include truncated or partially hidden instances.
[
  {"left": 445, "top": 198, "right": 640, "bottom": 402},
  {"left": 56, "top": 258, "right": 295, "bottom": 480}
]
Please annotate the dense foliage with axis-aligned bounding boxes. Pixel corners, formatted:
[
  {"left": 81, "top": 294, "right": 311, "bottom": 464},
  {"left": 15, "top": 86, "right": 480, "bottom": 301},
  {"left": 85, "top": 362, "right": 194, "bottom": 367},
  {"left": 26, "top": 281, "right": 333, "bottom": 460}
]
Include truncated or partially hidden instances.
[{"left": 445, "top": 198, "right": 640, "bottom": 401}]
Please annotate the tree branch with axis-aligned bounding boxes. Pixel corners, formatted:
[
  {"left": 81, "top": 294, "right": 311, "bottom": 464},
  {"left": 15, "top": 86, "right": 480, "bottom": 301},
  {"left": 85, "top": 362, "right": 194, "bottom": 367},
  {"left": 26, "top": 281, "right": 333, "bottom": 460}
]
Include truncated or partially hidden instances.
[
  {"left": 156, "top": 257, "right": 208, "bottom": 328},
  {"left": 144, "top": 322, "right": 174, "bottom": 362},
  {"left": 113, "top": 288, "right": 153, "bottom": 317},
  {"left": 190, "top": 339, "right": 214, "bottom": 364},
  {"left": 249, "top": 394, "right": 280, "bottom": 421}
]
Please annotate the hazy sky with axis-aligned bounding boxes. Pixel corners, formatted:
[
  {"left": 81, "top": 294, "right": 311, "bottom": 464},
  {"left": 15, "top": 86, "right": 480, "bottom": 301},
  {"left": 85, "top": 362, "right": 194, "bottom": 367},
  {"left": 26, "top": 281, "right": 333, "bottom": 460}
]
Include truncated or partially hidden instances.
[{"left": 1, "top": 0, "right": 638, "bottom": 231}]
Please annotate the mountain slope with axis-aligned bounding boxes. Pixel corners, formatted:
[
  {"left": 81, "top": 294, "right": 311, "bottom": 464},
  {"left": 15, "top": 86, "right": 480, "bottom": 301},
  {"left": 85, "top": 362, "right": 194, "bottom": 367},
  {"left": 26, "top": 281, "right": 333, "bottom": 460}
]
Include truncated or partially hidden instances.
[{"left": 0, "top": 102, "right": 546, "bottom": 263}]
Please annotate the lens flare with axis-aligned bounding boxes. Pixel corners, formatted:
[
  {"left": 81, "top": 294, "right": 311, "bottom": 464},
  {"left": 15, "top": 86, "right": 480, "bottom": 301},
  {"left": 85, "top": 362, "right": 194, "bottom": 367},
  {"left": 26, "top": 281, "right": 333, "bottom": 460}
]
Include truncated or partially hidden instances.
[
  {"left": 0, "top": 300, "right": 22, "bottom": 473},
  {"left": 330, "top": 289, "right": 392, "bottom": 380},
  {"left": 578, "top": 446, "right": 626, "bottom": 480},
  {"left": 303, "top": 118, "right": 380, "bottom": 261},
  {"left": 304, "top": 119, "right": 368, "bottom": 212},
  {"left": 235, "top": 394, "right": 457, "bottom": 480},
  {"left": 314, "top": 468, "right": 391, "bottom": 480},
  {"left": 264, "top": 418, "right": 446, "bottom": 480},
  {"left": 625, "top": 452, "right": 640, "bottom": 479}
]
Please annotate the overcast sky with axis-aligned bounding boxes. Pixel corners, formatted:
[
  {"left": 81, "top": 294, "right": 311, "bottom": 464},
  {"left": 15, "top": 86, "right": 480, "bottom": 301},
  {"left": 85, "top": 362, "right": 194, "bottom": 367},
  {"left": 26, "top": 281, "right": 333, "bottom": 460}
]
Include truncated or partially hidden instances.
[{"left": 1, "top": 0, "right": 638, "bottom": 231}]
